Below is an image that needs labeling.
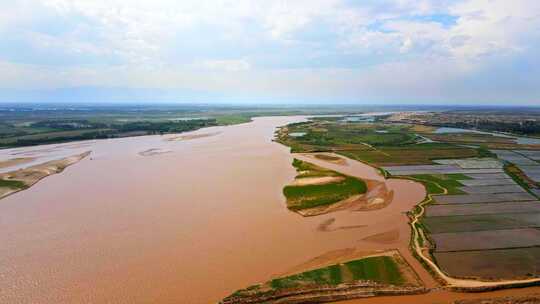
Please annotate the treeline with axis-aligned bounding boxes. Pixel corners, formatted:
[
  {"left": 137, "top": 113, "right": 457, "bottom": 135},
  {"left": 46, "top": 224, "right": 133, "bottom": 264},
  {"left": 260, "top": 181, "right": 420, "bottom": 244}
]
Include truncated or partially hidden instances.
[
  {"left": 2, "top": 119, "right": 219, "bottom": 148},
  {"left": 436, "top": 120, "right": 540, "bottom": 136},
  {"left": 114, "top": 119, "right": 217, "bottom": 134},
  {"left": 12, "top": 131, "right": 114, "bottom": 147},
  {"left": 31, "top": 119, "right": 106, "bottom": 129}
]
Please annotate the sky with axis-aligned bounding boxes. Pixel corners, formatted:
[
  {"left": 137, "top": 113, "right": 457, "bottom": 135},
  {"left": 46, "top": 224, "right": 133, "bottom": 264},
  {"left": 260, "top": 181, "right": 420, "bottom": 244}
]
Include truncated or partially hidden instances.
[{"left": 1, "top": 0, "right": 539, "bottom": 105}]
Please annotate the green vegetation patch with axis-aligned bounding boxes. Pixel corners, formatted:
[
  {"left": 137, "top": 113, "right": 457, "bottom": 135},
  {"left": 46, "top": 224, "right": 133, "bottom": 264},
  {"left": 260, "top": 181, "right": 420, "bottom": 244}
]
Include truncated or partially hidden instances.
[
  {"left": 277, "top": 119, "right": 488, "bottom": 165},
  {"left": 0, "top": 179, "right": 28, "bottom": 190},
  {"left": 214, "top": 114, "right": 252, "bottom": 125},
  {"left": 408, "top": 174, "right": 469, "bottom": 195},
  {"left": 276, "top": 120, "right": 423, "bottom": 153},
  {"left": 284, "top": 159, "right": 366, "bottom": 210},
  {"left": 504, "top": 163, "right": 540, "bottom": 199},
  {"left": 223, "top": 254, "right": 408, "bottom": 302},
  {"left": 341, "top": 144, "right": 481, "bottom": 166},
  {"left": 270, "top": 256, "right": 404, "bottom": 290}
]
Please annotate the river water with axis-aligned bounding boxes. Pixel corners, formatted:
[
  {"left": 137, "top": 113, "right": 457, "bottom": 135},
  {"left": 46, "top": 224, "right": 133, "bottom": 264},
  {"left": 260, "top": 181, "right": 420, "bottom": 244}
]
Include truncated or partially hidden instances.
[{"left": 0, "top": 116, "right": 428, "bottom": 303}]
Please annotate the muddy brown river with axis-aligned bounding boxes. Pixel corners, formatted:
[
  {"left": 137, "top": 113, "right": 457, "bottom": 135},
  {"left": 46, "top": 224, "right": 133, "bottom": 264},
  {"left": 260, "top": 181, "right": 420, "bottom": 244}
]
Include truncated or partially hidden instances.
[{"left": 0, "top": 116, "right": 492, "bottom": 303}]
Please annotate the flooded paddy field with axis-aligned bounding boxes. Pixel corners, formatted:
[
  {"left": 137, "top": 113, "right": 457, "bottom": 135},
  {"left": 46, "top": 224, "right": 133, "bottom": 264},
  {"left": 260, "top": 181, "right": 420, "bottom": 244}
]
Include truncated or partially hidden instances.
[
  {"left": 431, "top": 228, "right": 540, "bottom": 252},
  {"left": 459, "top": 178, "right": 513, "bottom": 186},
  {"left": 459, "top": 185, "right": 525, "bottom": 194},
  {"left": 517, "top": 150, "right": 540, "bottom": 161},
  {"left": 435, "top": 247, "right": 540, "bottom": 279},
  {"left": 435, "top": 192, "right": 536, "bottom": 204},
  {"left": 426, "top": 201, "right": 540, "bottom": 217},
  {"left": 492, "top": 149, "right": 540, "bottom": 182},
  {"left": 386, "top": 158, "right": 540, "bottom": 281},
  {"left": 424, "top": 213, "right": 540, "bottom": 233},
  {"left": 465, "top": 173, "right": 509, "bottom": 179}
]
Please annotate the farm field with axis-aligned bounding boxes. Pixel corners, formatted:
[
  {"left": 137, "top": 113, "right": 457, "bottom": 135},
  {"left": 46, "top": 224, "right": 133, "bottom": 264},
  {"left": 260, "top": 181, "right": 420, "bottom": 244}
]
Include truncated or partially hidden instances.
[
  {"left": 276, "top": 118, "right": 484, "bottom": 166},
  {"left": 423, "top": 213, "right": 540, "bottom": 233},
  {"left": 434, "top": 247, "right": 540, "bottom": 280},
  {"left": 434, "top": 192, "right": 535, "bottom": 204},
  {"left": 431, "top": 228, "right": 540, "bottom": 252},
  {"left": 221, "top": 251, "right": 424, "bottom": 304},
  {"left": 459, "top": 184, "right": 525, "bottom": 194},
  {"left": 493, "top": 150, "right": 540, "bottom": 186},
  {"left": 282, "top": 158, "right": 367, "bottom": 212},
  {"left": 269, "top": 115, "right": 540, "bottom": 290},
  {"left": 426, "top": 201, "right": 540, "bottom": 217},
  {"left": 380, "top": 156, "right": 540, "bottom": 281}
]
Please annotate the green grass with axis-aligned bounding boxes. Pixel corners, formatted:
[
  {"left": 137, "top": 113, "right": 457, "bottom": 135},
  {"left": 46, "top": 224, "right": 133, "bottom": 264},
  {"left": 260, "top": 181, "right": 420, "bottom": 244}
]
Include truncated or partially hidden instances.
[
  {"left": 407, "top": 174, "right": 468, "bottom": 195},
  {"left": 504, "top": 163, "right": 540, "bottom": 199},
  {"left": 345, "top": 256, "right": 404, "bottom": 285},
  {"left": 214, "top": 114, "right": 252, "bottom": 125},
  {"left": 277, "top": 120, "right": 486, "bottom": 165},
  {"left": 340, "top": 145, "right": 480, "bottom": 166},
  {"left": 0, "top": 179, "right": 27, "bottom": 190},
  {"left": 284, "top": 176, "right": 366, "bottom": 210},
  {"left": 269, "top": 256, "right": 404, "bottom": 290},
  {"left": 285, "top": 159, "right": 367, "bottom": 210}
]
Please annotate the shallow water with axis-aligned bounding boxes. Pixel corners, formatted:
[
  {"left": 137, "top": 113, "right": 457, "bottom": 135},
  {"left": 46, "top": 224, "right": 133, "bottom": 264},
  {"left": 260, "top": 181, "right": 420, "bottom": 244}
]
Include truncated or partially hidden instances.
[
  {"left": 434, "top": 126, "right": 540, "bottom": 145},
  {"left": 0, "top": 116, "right": 428, "bottom": 303}
]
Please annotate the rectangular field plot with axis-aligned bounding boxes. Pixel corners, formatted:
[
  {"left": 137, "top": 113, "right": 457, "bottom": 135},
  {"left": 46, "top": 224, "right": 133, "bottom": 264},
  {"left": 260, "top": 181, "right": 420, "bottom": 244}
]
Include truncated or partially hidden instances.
[
  {"left": 423, "top": 213, "right": 540, "bottom": 233},
  {"left": 435, "top": 158, "right": 504, "bottom": 169},
  {"left": 521, "top": 166, "right": 540, "bottom": 182},
  {"left": 384, "top": 164, "right": 504, "bottom": 176},
  {"left": 466, "top": 173, "right": 510, "bottom": 179},
  {"left": 431, "top": 228, "right": 540, "bottom": 252},
  {"left": 492, "top": 150, "right": 539, "bottom": 166},
  {"left": 384, "top": 165, "right": 457, "bottom": 172},
  {"left": 426, "top": 201, "right": 540, "bottom": 217},
  {"left": 459, "top": 178, "right": 514, "bottom": 186},
  {"left": 460, "top": 185, "right": 525, "bottom": 194},
  {"left": 503, "top": 157, "right": 538, "bottom": 166},
  {"left": 516, "top": 150, "right": 540, "bottom": 161},
  {"left": 435, "top": 192, "right": 535, "bottom": 204},
  {"left": 434, "top": 247, "right": 540, "bottom": 280}
]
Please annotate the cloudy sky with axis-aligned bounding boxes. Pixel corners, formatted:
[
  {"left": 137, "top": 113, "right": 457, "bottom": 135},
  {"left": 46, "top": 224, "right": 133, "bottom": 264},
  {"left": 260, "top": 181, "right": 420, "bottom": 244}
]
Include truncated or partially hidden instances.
[{"left": 1, "top": 0, "right": 539, "bottom": 104}]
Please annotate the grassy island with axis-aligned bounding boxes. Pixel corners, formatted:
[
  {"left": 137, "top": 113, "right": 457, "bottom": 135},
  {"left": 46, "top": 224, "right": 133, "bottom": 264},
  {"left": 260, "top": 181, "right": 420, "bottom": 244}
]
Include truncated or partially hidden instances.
[{"left": 283, "top": 159, "right": 367, "bottom": 211}]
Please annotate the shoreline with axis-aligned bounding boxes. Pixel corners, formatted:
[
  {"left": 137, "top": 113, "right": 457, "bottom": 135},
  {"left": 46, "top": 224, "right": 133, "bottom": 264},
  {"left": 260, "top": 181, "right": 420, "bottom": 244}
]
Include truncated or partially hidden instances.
[
  {"left": 0, "top": 151, "right": 91, "bottom": 201},
  {"left": 270, "top": 150, "right": 540, "bottom": 303}
]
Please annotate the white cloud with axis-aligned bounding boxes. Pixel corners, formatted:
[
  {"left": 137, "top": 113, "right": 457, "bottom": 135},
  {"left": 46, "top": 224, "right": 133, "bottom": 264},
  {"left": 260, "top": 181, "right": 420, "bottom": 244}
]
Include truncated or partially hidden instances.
[
  {"left": 198, "top": 59, "right": 251, "bottom": 72},
  {"left": 0, "top": 0, "right": 539, "bottom": 104}
]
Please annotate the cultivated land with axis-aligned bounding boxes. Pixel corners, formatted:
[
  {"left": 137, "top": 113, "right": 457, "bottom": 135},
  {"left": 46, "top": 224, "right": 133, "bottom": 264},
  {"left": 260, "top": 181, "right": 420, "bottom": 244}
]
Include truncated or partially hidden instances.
[
  {"left": 272, "top": 113, "right": 540, "bottom": 301},
  {"left": 385, "top": 156, "right": 540, "bottom": 282},
  {"left": 283, "top": 158, "right": 367, "bottom": 215},
  {"left": 221, "top": 251, "right": 424, "bottom": 304},
  {"left": 4, "top": 107, "right": 540, "bottom": 303},
  {"left": 0, "top": 104, "right": 384, "bottom": 149}
]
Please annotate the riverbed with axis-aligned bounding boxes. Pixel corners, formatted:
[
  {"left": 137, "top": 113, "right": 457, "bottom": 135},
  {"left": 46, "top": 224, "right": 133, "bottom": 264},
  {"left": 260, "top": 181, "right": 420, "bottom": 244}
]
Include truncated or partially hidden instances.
[{"left": 0, "top": 116, "right": 427, "bottom": 303}]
